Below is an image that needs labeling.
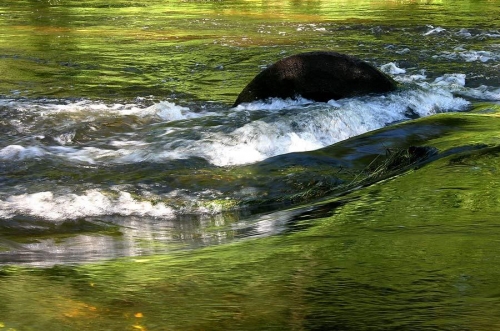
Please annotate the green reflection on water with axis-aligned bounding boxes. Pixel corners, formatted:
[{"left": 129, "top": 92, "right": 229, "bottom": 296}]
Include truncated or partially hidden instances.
[
  {"left": 2, "top": 109, "right": 500, "bottom": 330},
  {"left": 1, "top": 0, "right": 499, "bottom": 101}
]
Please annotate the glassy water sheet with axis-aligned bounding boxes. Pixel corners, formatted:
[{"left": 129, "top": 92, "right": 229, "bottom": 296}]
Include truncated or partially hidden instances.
[{"left": 0, "top": 206, "right": 325, "bottom": 266}]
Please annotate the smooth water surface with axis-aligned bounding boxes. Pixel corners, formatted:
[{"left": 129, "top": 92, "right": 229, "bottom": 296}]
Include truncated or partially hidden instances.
[{"left": 1, "top": 0, "right": 500, "bottom": 329}]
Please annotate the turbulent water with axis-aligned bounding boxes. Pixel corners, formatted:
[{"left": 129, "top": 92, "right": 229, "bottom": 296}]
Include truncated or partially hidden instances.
[
  {"left": 0, "top": 80, "right": 488, "bottom": 216},
  {"left": 1, "top": 1, "right": 500, "bottom": 329},
  {"left": 1, "top": 0, "right": 499, "bottom": 264}
]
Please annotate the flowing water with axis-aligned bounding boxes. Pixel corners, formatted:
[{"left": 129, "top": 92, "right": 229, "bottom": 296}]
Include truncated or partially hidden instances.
[{"left": 1, "top": 0, "right": 500, "bottom": 329}]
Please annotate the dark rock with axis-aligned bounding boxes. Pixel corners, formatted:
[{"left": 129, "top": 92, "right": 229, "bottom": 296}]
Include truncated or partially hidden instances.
[{"left": 233, "top": 51, "right": 397, "bottom": 107}]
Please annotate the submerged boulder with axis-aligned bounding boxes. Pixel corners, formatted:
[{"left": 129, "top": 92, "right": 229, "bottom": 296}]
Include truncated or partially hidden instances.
[{"left": 233, "top": 51, "right": 397, "bottom": 107}]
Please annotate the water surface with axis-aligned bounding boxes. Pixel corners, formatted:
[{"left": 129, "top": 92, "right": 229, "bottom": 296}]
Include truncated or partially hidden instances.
[{"left": 1, "top": 0, "right": 500, "bottom": 329}]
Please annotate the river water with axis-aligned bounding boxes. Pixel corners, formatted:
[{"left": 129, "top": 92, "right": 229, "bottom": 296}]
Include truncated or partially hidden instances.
[{"left": 1, "top": 0, "right": 500, "bottom": 330}]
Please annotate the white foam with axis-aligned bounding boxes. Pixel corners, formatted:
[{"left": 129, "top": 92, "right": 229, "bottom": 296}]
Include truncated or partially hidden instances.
[
  {"left": 0, "top": 190, "right": 175, "bottom": 222},
  {"left": 5, "top": 71, "right": 493, "bottom": 167},
  {"left": 484, "top": 32, "right": 500, "bottom": 38},
  {"left": 234, "top": 96, "right": 313, "bottom": 111},
  {"left": 457, "top": 28, "right": 472, "bottom": 38},
  {"left": 136, "top": 101, "right": 192, "bottom": 121},
  {"left": 435, "top": 49, "right": 499, "bottom": 63},
  {"left": 454, "top": 28, "right": 500, "bottom": 39},
  {"left": 380, "top": 62, "right": 406, "bottom": 75},
  {"left": 1, "top": 83, "right": 473, "bottom": 167},
  {"left": 162, "top": 87, "right": 470, "bottom": 166},
  {"left": 393, "top": 74, "right": 427, "bottom": 84},
  {"left": 0, "top": 145, "right": 46, "bottom": 161},
  {"left": 53, "top": 132, "right": 76, "bottom": 145},
  {"left": 423, "top": 26, "right": 446, "bottom": 36},
  {"left": 396, "top": 48, "right": 411, "bottom": 55},
  {"left": 460, "top": 50, "right": 496, "bottom": 63},
  {"left": 4, "top": 99, "right": 197, "bottom": 122},
  {"left": 0, "top": 143, "right": 151, "bottom": 165},
  {"left": 453, "top": 86, "right": 500, "bottom": 101},
  {"left": 417, "top": 74, "right": 500, "bottom": 101},
  {"left": 433, "top": 74, "right": 466, "bottom": 87}
]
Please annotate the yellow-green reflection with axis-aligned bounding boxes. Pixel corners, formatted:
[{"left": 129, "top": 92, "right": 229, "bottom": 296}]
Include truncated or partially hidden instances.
[{"left": 0, "top": 0, "right": 498, "bottom": 101}]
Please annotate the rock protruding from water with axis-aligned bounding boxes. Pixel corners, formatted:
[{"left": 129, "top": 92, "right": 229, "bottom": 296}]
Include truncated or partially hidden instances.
[{"left": 233, "top": 51, "right": 397, "bottom": 107}]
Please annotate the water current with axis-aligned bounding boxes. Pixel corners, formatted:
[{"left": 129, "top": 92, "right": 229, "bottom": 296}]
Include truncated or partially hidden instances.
[{"left": 1, "top": 0, "right": 500, "bottom": 330}]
